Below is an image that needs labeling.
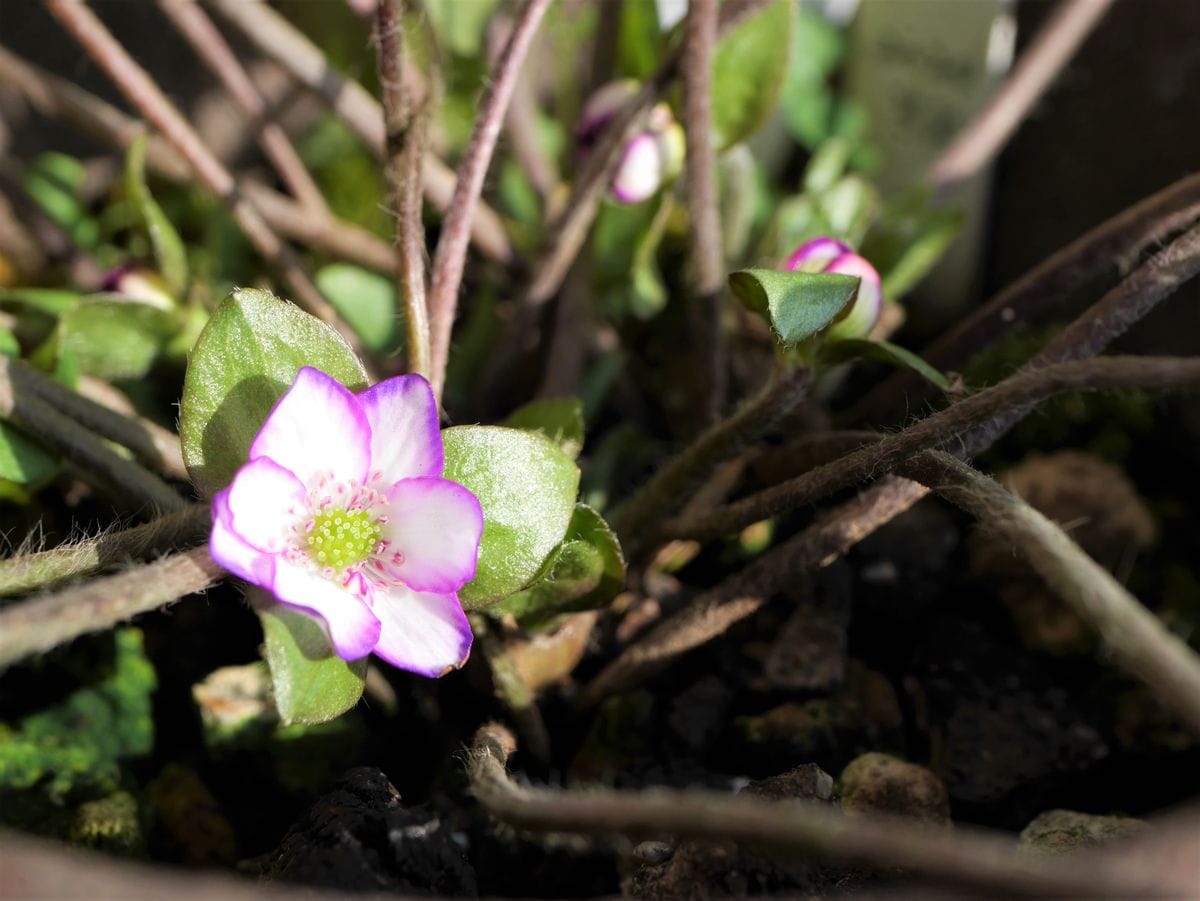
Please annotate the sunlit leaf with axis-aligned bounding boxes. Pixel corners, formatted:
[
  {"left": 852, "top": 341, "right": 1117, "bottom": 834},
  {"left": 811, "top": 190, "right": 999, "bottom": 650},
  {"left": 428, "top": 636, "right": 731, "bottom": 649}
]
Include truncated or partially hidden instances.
[
  {"left": 729, "top": 268, "right": 860, "bottom": 347},
  {"left": 711, "top": 0, "right": 791, "bottom": 150}
]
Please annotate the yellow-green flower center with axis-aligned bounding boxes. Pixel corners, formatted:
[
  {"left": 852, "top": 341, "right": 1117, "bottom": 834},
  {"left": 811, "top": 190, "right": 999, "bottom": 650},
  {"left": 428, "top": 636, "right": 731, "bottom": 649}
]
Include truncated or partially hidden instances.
[{"left": 307, "top": 507, "right": 381, "bottom": 572}]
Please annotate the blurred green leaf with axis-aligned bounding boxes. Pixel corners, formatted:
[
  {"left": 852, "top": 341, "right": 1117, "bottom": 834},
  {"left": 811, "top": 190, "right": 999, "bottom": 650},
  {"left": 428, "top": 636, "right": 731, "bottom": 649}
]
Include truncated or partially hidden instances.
[
  {"left": 23, "top": 153, "right": 99, "bottom": 249},
  {"left": 125, "top": 134, "right": 188, "bottom": 298},
  {"left": 778, "top": 7, "right": 845, "bottom": 149},
  {"left": 616, "top": 0, "right": 661, "bottom": 80},
  {"left": 729, "top": 268, "right": 859, "bottom": 346},
  {"left": 314, "top": 263, "right": 402, "bottom": 355},
  {"left": 58, "top": 299, "right": 178, "bottom": 380},
  {"left": 0, "top": 288, "right": 83, "bottom": 316},
  {"left": 0, "top": 630, "right": 155, "bottom": 797},
  {"left": 426, "top": 0, "right": 501, "bottom": 56},
  {"left": 443, "top": 425, "right": 580, "bottom": 607},
  {"left": 820, "top": 337, "right": 952, "bottom": 390},
  {"left": 179, "top": 287, "right": 368, "bottom": 498},
  {"left": 503, "top": 396, "right": 585, "bottom": 459},
  {"left": 0, "top": 421, "right": 57, "bottom": 486},
  {"left": 819, "top": 175, "right": 879, "bottom": 246},
  {"left": 711, "top": 0, "right": 791, "bottom": 150},
  {"left": 259, "top": 603, "right": 367, "bottom": 726},
  {"left": 803, "top": 138, "right": 851, "bottom": 195}
]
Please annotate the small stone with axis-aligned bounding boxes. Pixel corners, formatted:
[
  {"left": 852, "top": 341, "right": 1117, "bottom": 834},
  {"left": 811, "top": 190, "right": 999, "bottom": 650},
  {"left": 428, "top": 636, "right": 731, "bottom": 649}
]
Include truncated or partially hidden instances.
[
  {"left": 1019, "top": 809, "right": 1147, "bottom": 855},
  {"left": 839, "top": 753, "right": 949, "bottom": 827}
]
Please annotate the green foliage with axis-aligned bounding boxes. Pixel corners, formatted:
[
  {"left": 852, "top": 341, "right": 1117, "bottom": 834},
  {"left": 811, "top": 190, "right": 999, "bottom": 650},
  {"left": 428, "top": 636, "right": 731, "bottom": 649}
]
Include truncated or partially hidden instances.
[
  {"left": 57, "top": 299, "right": 179, "bottom": 380},
  {"left": 820, "top": 337, "right": 953, "bottom": 390},
  {"left": 443, "top": 425, "right": 580, "bottom": 607},
  {"left": 425, "top": 0, "right": 501, "bottom": 57},
  {"left": 864, "top": 190, "right": 963, "bottom": 300},
  {"left": 24, "top": 152, "right": 100, "bottom": 250},
  {"left": 501, "top": 504, "right": 625, "bottom": 629},
  {"left": 0, "top": 421, "right": 57, "bottom": 486},
  {"left": 503, "top": 396, "right": 585, "bottom": 459},
  {"left": 0, "top": 630, "right": 155, "bottom": 798},
  {"left": 711, "top": 0, "right": 792, "bottom": 150},
  {"left": 729, "top": 268, "right": 860, "bottom": 347},
  {"left": 179, "top": 287, "right": 368, "bottom": 497},
  {"left": 124, "top": 134, "right": 188, "bottom": 298},
  {"left": 314, "top": 263, "right": 402, "bottom": 356},
  {"left": 616, "top": 0, "right": 661, "bottom": 80},
  {"left": 259, "top": 604, "right": 368, "bottom": 726}
]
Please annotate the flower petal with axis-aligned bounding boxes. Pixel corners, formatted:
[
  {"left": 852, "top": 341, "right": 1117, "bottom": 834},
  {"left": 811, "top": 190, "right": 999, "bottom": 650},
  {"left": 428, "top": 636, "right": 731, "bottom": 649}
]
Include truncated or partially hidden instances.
[
  {"left": 250, "top": 367, "right": 371, "bottom": 487},
  {"left": 224, "top": 457, "right": 305, "bottom": 553},
  {"left": 824, "top": 252, "right": 883, "bottom": 340},
  {"left": 210, "top": 491, "right": 275, "bottom": 585},
  {"left": 270, "top": 561, "right": 381, "bottom": 660},
  {"left": 369, "top": 585, "right": 472, "bottom": 677},
  {"left": 785, "top": 237, "right": 852, "bottom": 273},
  {"left": 380, "top": 478, "right": 483, "bottom": 592},
  {"left": 612, "top": 133, "right": 664, "bottom": 204},
  {"left": 357, "top": 374, "right": 443, "bottom": 481}
]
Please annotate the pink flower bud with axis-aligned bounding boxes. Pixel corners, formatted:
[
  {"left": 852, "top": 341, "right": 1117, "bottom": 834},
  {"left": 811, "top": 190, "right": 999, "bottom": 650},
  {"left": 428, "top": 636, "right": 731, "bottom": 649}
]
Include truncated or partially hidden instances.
[{"left": 784, "top": 237, "right": 883, "bottom": 340}]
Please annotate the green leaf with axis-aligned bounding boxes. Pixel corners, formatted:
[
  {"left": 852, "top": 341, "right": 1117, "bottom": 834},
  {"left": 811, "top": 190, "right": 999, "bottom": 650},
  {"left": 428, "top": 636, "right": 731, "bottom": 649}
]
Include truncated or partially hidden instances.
[
  {"left": 24, "top": 152, "right": 99, "bottom": 249},
  {"left": 58, "top": 299, "right": 178, "bottom": 380},
  {"left": 778, "top": 7, "right": 845, "bottom": 148},
  {"left": 0, "top": 421, "right": 57, "bottom": 485},
  {"left": 425, "top": 0, "right": 501, "bottom": 56},
  {"left": 0, "top": 325, "right": 19, "bottom": 358},
  {"left": 880, "top": 208, "right": 963, "bottom": 300},
  {"left": 314, "top": 263, "right": 402, "bottom": 356},
  {"left": 819, "top": 175, "right": 879, "bottom": 245},
  {"left": 711, "top": 0, "right": 792, "bottom": 150},
  {"left": 729, "top": 268, "right": 860, "bottom": 347},
  {"left": 821, "top": 338, "right": 953, "bottom": 391},
  {"left": 503, "top": 396, "right": 585, "bottom": 459},
  {"left": 616, "top": 0, "right": 661, "bottom": 80},
  {"left": 179, "top": 288, "right": 368, "bottom": 497},
  {"left": 500, "top": 504, "right": 625, "bottom": 629},
  {"left": 125, "top": 133, "right": 188, "bottom": 298},
  {"left": 259, "top": 603, "right": 367, "bottom": 726},
  {"left": 442, "top": 426, "right": 580, "bottom": 608},
  {"left": 0, "top": 630, "right": 156, "bottom": 797},
  {"left": 803, "top": 138, "right": 851, "bottom": 195},
  {"left": 0, "top": 287, "right": 83, "bottom": 316}
]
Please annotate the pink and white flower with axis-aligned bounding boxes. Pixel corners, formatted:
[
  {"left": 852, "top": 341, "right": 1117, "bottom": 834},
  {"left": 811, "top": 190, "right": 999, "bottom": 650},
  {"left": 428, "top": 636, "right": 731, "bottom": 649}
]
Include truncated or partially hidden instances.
[
  {"left": 785, "top": 237, "right": 883, "bottom": 341},
  {"left": 576, "top": 80, "right": 685, "bottom": 204},
  {"left": 209, "top": 367, "right": 483, "bottom": 677}
]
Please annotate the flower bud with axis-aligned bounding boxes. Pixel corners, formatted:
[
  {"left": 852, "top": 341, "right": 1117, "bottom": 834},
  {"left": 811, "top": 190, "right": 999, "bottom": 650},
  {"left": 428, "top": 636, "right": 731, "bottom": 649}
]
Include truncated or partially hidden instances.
[
  {"left": 577, "top": 80, "right": 684, "bottom": 204},
  {"left": 784, "top": 237, "right": 883, "bottom": 340},
  {"left": 101, "top": 263, "right": 175, "bottom": 310}
]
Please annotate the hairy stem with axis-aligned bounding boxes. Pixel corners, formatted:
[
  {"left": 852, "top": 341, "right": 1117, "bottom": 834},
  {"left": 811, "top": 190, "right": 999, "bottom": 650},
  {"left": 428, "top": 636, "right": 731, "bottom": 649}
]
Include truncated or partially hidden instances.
[
  {"left": 664, "top": 356, "right": 1200, "bottom": 543},
  {"left": 156, "top": 0, "right": 329, "bottom": 215},
  {"left": 0, "top": 505, "right": 210, "bottom": 597},
  {"left": 901, "top": 451, "right": 1200, "bottom": 735},
  {"left": 469, "top": 723, "right": 1165, "bottom": 897},
  {"left": 614, "top": 369, "right": 810, "bottom": 558},
  {"left": 43, "top": 0, "right": 372, "bottom": 368},
  {"left": 207, "top": 0, "right": 513, "bottom": 267},
  {"left": 0, "top": 546, "right": 223, "bottom": 669},
  {"left": 0, "top": 362, "right": 185, "bottom": 515},
  {"left": 928, "top": 0, "right": 1115, "bottom": 193},
  {"left": 471, "top": 616, "right": 551, "bottom": 765},
  {"left": 375, "top": 0, "right": 432, "bottom": 381},
  {"left": 427, "top": 0, "right": 552, "bottom": 400}
]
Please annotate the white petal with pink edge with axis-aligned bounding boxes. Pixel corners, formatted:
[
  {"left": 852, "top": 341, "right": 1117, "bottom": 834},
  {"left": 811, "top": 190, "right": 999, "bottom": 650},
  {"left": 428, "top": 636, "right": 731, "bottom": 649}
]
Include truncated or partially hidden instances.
[
  {"left": 369, "top": 584, "right": 473, "bottom": 677},
  {"left": 357, "top": 375, "right": 443, "bottom": 482},
  {"left": 210, "top": 492, "right": 276, "bottom": 585},
  {"left": 380, "top": 478, "right": 483, "bottom": 592},
  {"left": 224, "top": 456, "right": 305, "bottom": 553},
  {"left": 250, "top": 367, "right": 371, "bottom": 487},
  {"left": 270, "top": 561, "right": 381, "bottom": 660}
]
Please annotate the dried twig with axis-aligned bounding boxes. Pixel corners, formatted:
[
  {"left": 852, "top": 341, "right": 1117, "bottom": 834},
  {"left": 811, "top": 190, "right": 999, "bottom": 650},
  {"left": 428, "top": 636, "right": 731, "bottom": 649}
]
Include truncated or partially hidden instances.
[
  {"left": 155, "top": 0, "right": 329, "bottom": 216},
  {"left": 928, "top": 0, "right": 1115, "bottom": 193},
  {"left": 0, "top": 505, "right": 210, "bottom": 597},
  {"left": 207, "top": 0, "right": 514, "bottom": 267},
  {"left": 427, "top": 0, "right": 552, "bottom": 400},
  {"left": 0, "top": 546, "right": 222, "bottom": 669},
  {"left": 374, "top": 0, "right": 431, "bottom": 381},
  {"left": 42, "top": 0, "right": 371, "bottom": 366},
  {"left": 901, "top": 451, "right": 1200, "bottom": 734},
  {"left": 664, "top": 356, "right": 1200, "bottom": 544},
  {"left": 470, "top": 723, "right": 1169, "bottom": 897}
]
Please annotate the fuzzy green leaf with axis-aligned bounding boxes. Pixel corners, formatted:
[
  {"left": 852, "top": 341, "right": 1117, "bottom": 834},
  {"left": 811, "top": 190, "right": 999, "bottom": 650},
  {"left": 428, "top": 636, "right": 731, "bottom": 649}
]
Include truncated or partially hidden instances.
[
  {"left": 314, "top": 263, "right": 401, "bottom": 355},
  {"left": 503, "top": 397, "right": 585, "bottom": 459},
  {"left": 729, "top": 268, "right": 860, "bottom": 347},
  {"left": 442, "top": 426, "right": 580, "bottom": 607},
  {"left": 125, "top": 133, "right": 188, "bottom": 298},
  {"left": 259, "top": 603, "right": 367, "bottom": 726},
  {"left": 821, "top": 338, "right": 953, "bottom": 390},
  {"left": 58, "top": 299, "right": 178, "bottom": 380},
  {"left": 711, "top": 0, "right": 792, "bottom": 150},
  {"left": 179, "top": 288, "right": 368, "bottom": 498}
]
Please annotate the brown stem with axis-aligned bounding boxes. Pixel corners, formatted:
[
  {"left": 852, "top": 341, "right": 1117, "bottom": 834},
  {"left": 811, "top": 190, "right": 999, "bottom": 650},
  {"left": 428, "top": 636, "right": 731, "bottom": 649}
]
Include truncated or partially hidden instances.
[
  {"left": 664, "top": 356, "right": 1200, "bottom": 544},
  {"left": 928, "top": 0, "right": 1115, "bottom": 194},
  {"left": 427, "top": 0, "right": 552, "bottom": 400},
  {"left": 471, "top": 615, "right": 551, "bottom": 764},
  {"left": 469, "top": 723, "right": 1167, "bottom": 897},
  {"left": 206, "top": 0, "right": 514, "bottom": 267},
  {"left": 901, "top": 451, "right": 1200, "bottom": 735},
  {"left": 682, "top": 0, "right": 726, "bottom": 423},
  {"left": 0, "top": 359, "right": 185, "bottom": 515},
  {"left": 375, "top": 0, "right": 432, "bottom": 381},
  {"left": 42, "top": 0, "right": 372, "bottom": 369},
  {"left": 155, "top": 0, "right": 329, "bottom": 215},
  {"left": 0, "top": 546, "right": 222, "bottom": 669},
  {"left": 0, "top": 505, "right": 210, "bottom": 597}
]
